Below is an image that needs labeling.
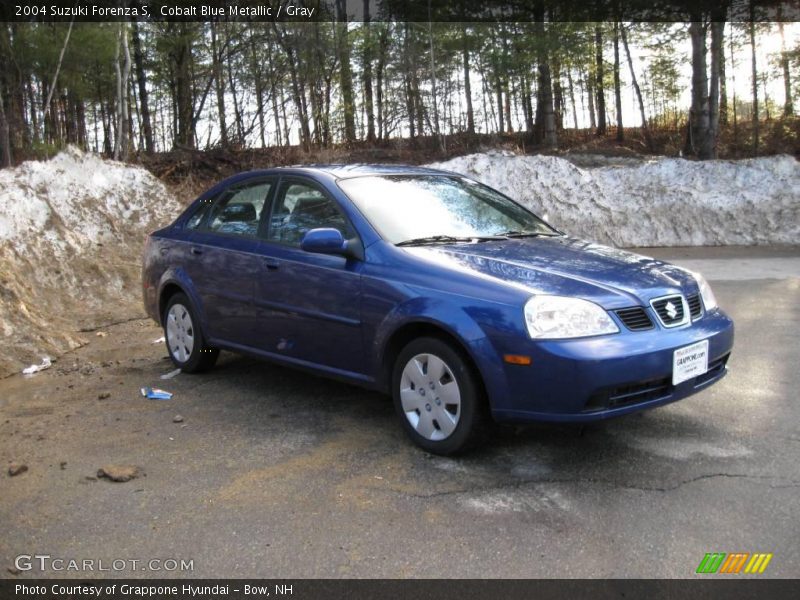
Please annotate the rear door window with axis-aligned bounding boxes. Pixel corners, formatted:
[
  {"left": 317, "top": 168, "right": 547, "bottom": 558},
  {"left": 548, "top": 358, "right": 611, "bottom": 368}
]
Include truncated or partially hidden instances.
[{"left": 203, "top": 180, "right": 273, "bottom": 238}]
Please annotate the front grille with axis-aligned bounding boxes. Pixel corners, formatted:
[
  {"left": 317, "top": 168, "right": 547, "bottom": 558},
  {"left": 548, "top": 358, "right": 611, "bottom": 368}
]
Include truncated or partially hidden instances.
[
  {"left": 651, "top": 295, "right": 687, "bottom": 327},
  {"left": 687, "top": 293, "right": 703, "bottom": 320},
  {"left": 585, "top": 376, "right": 672, "bottom": 411},
  {"left": 615, "top": 307, "right": 654, "bottom": 331},
  {"left": 584, "top": 353, "right": 730, "bottom": 412}
]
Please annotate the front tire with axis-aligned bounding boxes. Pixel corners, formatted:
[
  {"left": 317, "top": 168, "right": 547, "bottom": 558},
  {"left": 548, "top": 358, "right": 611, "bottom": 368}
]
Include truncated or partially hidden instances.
[
  {"left": 163, "top": 293, "right": 219, "bottom": 373},
  {"left": 392, "top": 337, "right": 485, "bottom": 455}
]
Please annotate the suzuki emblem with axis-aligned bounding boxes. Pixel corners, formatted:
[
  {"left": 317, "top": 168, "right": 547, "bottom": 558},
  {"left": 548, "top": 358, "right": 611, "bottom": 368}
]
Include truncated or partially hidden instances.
[{"left": 665, "top": 301, "right": 678, "bottom": 319}]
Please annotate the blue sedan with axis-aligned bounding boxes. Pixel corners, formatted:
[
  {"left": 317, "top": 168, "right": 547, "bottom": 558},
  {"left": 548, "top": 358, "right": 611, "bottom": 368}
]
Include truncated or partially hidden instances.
[{"left": 142, "top": 165, "right": 734, "bottom": 454}]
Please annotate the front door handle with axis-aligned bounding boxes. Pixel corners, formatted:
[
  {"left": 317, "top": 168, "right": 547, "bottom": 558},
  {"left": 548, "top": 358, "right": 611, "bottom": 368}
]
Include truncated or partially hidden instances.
[
  {"left": 263, "top": 259, "right": 280, "bottom": 271},
  {"left": 190, "top": 247, "right": 203, "bottom": 256}
]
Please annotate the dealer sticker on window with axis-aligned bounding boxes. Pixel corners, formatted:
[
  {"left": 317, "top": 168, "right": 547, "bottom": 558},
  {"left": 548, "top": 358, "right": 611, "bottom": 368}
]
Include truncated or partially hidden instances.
[{"left": 673, "top": 339, "right": 709, "bottom": 386}]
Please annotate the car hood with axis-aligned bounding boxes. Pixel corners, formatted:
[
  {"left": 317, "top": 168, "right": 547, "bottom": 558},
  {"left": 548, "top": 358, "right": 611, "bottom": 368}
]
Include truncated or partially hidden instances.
[{"left": 405, "top": 236, "right": 697, "bottom": 308}]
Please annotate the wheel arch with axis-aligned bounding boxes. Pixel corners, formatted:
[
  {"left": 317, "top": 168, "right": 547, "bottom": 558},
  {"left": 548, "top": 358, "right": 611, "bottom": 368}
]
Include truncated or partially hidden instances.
[
  {"left": 158, "top": 283, "right": 185, "bottom": 324},
  {"left": 380, "top": 320, "right": 489, "bottom": 404}
]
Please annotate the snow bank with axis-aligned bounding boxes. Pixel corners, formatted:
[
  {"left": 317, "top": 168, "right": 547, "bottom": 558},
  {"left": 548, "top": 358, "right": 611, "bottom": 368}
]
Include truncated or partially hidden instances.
[
  {"left": 1, "top": 148, "right": 797, "bottom": 377},
  {"left": 427, "top": 153, "right": 800, "bottom": 248},
  {"left": 0, "top": 147, "right": 181, "bottom": 377}
]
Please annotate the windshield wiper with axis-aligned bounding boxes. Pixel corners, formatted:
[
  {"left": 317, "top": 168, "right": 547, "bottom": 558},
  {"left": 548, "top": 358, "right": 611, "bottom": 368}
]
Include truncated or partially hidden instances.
[
  {"left": 396, "top": 234, "right": 505, "bottom": 247},
  {"left": 492, "top": 230, "right": 559, "bottom": 238}
]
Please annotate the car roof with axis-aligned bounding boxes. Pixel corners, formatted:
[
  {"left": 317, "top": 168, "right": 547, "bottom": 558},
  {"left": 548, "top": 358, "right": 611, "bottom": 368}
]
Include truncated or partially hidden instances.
[{"left": 250, "top": 164, "right": 458, "bottom": 180}]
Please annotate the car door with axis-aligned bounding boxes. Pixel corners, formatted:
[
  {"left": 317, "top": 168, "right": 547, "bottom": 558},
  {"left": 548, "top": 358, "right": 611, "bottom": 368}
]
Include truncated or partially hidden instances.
[
  {"left": 255, "top": 177, "right": 365, "bottom": 375},
  {"left": 184, "top": 178, "right": 275, "bottom": 346}
]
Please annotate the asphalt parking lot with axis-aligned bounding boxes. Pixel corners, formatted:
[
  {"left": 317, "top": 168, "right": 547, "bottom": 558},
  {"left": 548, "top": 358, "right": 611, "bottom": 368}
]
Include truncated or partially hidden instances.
[{"left": 1, "top": 247, "right": 798, "bottom": 578}]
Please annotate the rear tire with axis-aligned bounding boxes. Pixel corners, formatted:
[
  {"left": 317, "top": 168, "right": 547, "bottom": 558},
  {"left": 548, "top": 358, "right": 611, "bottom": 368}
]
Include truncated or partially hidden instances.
[
  {"left": 163, "top": 293, "right": 219, "bottom": 373},
  {"left": 392, "top": 337, "right": 485, "bottom": 455}
]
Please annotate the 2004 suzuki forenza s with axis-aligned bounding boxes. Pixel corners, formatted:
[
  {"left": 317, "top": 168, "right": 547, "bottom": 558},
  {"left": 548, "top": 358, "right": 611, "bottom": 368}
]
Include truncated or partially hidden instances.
[{"left": 142, "top": 165, "right": 734, "bottom": 454}]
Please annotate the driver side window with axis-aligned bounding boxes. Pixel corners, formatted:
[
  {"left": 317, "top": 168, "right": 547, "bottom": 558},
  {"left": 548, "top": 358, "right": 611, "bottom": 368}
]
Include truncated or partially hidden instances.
[{"left": 267, "top": 181, "right": 354, "bottom": 246}]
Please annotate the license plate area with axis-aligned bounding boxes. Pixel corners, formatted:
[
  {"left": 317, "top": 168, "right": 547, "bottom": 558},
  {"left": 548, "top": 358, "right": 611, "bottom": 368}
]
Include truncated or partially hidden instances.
[{"left": 672, "top": 339, "right": 709, "bottom": 386}]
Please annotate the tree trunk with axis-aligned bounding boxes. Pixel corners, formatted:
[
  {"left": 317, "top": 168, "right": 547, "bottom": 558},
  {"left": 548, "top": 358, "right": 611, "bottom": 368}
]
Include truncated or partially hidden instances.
[
  {"left": 336, "top": 0, "right": 356, "bottom": 143},
  {"left": 594, "top": 24, "right": 607, "bottom": 136},
  {"left": 709, "top": 20, "right": 725, "bottom": 158},
  {"left": 718, "top": 39, "right": 728, "bottom": 126},
  {"left": 620, "top": 24, "right": 653, "bottom": 151},
  {"left": 613, "top": 21, "right": 623, "bottom": 141},
  {"left": 495, "top": 78, "right": 504, "bottom": 134},
  {"left": 27, "top": 76, "right": 39, "bottom": 144},
  {"left": 226, "top": 57, "right": 244, "bottom": 146},
  {"left": 266, "top": 40, "right": 282, "bottom": 147},
  {"left": 567, "top": 69, "right": 579, "bottom": 130},
  {"left": 403, "top": 25, "right": 416, "bottom": 138},
  {"left": 687, "top": 19, "right": 713, "bottom": 159},
  {"left": 250, "top": 40, "right": 266, "bottom": 148},
  {"left": 173, "top": 24, "right": 195, "bottom": 149},
  {"left": 0, "top": 84, "right": 11, "bottom": 167},
  {"left": 427, "top": 17, "right": 443, "bottom": 150},
  {"left": 376, "top": 25, "right": 389, "bottom": 140},
  {"left": 778, "top": 21, "right": 793, "bottom": 116},
  {"left": 113, "top": 23, "right": 131, "bottom": 161},
  {"left": 586, "top": 68, "right": 597, "bottom": 130},
  {"left": 462, "top": 24, "right": 475, "bottom": 134},
  {"left": 552, "top": 57, "right": 563, "bottom": 130},
  {"left": 749, "top": 3, "right": 759, "bottom": 154},
  {"left": 131, "top": 20, "right": 154, "bottom": 153},
  {"left": 362, "top": 0, "right": 376, "bottom": 142},
  {"left": 210, "top": 22, "right": 228, "bottom": 148},
  {"left": 729, "top": 24, "right": 738, "bottom": 144},
  {"left": 533, "top": 4, "right": 556, "bottom": 148},
  {"left": 274, "top": 24, "right": 310, "bottom": 149},
  {"left": 44, "top": 20, "right": 74, "bottom": 147},
  {"left": 523, "top": 72, "right": 535, "bottom": 134}
]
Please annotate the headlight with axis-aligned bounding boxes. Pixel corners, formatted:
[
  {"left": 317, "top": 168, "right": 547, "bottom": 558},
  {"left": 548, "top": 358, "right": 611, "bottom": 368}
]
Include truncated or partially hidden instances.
[
  {"left": 524, "top": 296, "right": 619, "bottom": 339},
  {"left": 692, "top": 272, "right": 718, "bottom": 311}
]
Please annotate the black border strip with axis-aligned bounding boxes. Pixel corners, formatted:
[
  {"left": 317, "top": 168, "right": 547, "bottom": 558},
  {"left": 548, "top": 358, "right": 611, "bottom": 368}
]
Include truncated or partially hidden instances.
[
  {"left": 2, "top": 579, "right": 800, "bottom": 600},
  {"left": 1, "top": 0, "right": 798, "bottom": 23}
]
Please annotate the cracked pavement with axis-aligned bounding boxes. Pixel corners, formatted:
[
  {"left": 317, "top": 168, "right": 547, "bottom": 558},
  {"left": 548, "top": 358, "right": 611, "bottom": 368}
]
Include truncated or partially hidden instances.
[{"left": 1, "top": 246, "right": 798, "bottom": 578}]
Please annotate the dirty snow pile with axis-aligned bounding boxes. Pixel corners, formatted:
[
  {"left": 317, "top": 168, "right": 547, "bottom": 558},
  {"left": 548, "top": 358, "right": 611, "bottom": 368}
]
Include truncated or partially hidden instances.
[
  {"left": 428, "top": 153, "right": 800, "bottom": 247},
  {"left": 0, "top": 147, "right": 181, "bottom": 377}
]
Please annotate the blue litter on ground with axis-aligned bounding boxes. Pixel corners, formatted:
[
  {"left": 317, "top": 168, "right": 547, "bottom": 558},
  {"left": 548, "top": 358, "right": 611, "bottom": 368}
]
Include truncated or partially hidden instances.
[{"left": 140, "top": 387, "right": 173, "bottom": 400}]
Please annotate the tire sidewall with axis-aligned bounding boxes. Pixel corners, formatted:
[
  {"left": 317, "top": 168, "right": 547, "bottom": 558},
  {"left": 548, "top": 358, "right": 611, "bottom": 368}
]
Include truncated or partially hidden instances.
[
  {"left": 392, "top": 337, "right": 481, "bottom": 455},
  {"left": 163, "top": 293, "right": 208, "bottom": 372}
]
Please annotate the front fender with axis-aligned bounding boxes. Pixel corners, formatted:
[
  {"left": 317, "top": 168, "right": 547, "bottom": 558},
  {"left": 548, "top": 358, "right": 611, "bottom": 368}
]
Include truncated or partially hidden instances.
[{"left": 371, "top": 296, "right": 511, "bottom": 410}]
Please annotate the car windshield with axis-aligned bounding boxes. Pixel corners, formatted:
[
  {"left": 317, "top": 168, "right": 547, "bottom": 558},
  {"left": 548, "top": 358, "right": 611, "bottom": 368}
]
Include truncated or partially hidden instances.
[{"left": 337, "top": 174, "right": 558, "bottom": 245}]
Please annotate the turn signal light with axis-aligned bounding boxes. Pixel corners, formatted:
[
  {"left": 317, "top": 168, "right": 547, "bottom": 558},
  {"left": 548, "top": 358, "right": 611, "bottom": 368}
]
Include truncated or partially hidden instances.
[{"left": 503, "top": 354, "right": 532, "bottom": 366}]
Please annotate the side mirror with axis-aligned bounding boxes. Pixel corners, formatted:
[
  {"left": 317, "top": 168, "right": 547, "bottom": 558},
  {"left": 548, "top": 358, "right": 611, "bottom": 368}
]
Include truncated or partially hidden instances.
[{"left": 301, "top": 228, "right": 362, "bottom": 259}]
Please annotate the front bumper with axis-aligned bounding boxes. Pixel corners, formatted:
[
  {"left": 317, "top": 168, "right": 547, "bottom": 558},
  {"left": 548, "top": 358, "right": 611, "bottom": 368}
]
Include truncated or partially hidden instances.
[{"left": 490, "top": 309, "right": 734, "bottom": 423}]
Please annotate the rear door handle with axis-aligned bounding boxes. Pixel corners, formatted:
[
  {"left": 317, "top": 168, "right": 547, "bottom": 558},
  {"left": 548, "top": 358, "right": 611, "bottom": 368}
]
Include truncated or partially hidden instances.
[
  {"left": 190, "top": 247, "right": 203, "bottom": 256},
  {"left": 263, "top": 258, "right": 280, "bottom": 271}
]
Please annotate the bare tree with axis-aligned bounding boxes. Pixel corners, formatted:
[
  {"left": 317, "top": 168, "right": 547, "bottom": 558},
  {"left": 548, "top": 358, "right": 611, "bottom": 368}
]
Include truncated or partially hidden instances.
[
  {"left": 749, "top": 1, "right": 759, "bottom": 154},
  {"left": 461, "top": 23, "right": 475, "bottom": 134},
  {"left": 613, "top": 21, "right": 623, "bottom": 141},
  {"left": 778, "top": 20, "right": 793, "bottom": 116},
  {"left": 362, "top": 0, "right": 376, "bottom": 142},
  {"left": 43, "top": 20, "right": 74, "bottom": 141},
  {"left": 709, "top": 20, "right": 725, "bottom": 157},
  {"left": 595, "top": 24, "right": 607, "bottom": 136},
  {"left": 0, "top": 82, "right": 10, "bottom": 166},
  {"left": 620, "top": 24, "right": 653, "bottom": 152},
  {"left": 533, "top": 2, "right": 556, "bottom": 148},
  {"left": 336, "top": 0, "right": 356, "bottom": 143},
  {"left": 113, "top": 22, "right": 131, "bottom": 160},
  {"left": 131, "top": 19, "right": 154, "bottom": 153}
]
